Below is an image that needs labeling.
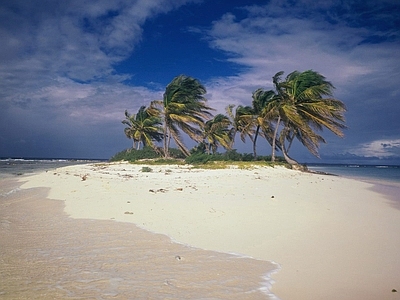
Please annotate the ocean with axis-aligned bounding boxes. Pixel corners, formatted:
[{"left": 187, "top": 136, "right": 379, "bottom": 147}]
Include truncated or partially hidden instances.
[
  {"left": 0, "top": 158, "right": 105, "bottom": 179},
  {"left": 306, "top": 163, "right": 400, "bottom": 184}
]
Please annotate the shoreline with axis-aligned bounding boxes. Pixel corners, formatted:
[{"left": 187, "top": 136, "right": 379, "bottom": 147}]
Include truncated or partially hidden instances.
[
  {"left": 0, "top": 178, "right": 277, "bottom": 299},
  {"left": 7, "top": 162, "right": 400, "bottom": 299}
]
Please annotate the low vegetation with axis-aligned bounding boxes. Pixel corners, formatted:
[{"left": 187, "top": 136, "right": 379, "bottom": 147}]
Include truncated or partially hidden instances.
[
  {"left": 140, "top": 166, "right": 153, "bottom": 172},
  {"left": 185, "top": 149, "right": 285, "bottom": 165},
  {"left": 110, "top": 147, "right": 185, "bottom": 162},
  {"left": 110, "top": 146, "right": 289, "bottom": 169}
]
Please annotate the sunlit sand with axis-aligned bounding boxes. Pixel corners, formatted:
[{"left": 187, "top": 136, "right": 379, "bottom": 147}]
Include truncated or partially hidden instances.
[{"left": 11, "top": 162, "right": 400, "bottom": 299}]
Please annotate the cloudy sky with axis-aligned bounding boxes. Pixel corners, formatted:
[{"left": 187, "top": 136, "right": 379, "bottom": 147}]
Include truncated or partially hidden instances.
[{"left": 1, "top": 0, "right": 399, "bottom": 164}]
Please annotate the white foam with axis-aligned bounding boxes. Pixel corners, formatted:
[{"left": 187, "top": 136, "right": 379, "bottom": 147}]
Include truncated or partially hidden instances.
[
  {"left": 1, "top": 187, "right": 21, "bottom": 197},
  {"left": 259, "top": 262, "right": 282, "bottom": 300}
]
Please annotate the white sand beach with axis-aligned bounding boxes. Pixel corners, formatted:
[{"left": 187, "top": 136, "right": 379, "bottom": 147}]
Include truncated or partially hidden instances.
[{"left": 18, "top": 162, "right": 400, "bottom": 300}]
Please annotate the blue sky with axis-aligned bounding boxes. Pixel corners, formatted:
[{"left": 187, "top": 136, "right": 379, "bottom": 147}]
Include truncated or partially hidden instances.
[{"left": 1, "top": 0, "right": 399, "bottom": 164}]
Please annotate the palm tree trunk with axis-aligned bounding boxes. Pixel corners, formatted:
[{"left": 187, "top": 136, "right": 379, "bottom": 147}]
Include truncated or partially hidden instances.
[
  {"left": 229, "top": 129, "right": 237, "bottom": 148},
  {"left": 212, "top": 144, "right": 217, "bottom": 154},
  {"left": 279, "top": 131, "right": 299, "bottom": 165},
  {"left": 253, "top": 125, "right": 260, "bottom": 160},
  {"left": 163, "top": 121, "right": 168, "bottom": 158},
  {"left": 271, "top": 115, "right": 281, "bottom": 162},
  {"left": 282, "top": 145, "right": 298, "bottom": 165},
  {"left": 167, "top": 133, "right": 172, "bottom": 155}
]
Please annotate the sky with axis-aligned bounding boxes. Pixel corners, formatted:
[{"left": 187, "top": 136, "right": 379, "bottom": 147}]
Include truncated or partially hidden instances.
[{"left": 1, "top": 0, "right": 399, "bottom": 164}]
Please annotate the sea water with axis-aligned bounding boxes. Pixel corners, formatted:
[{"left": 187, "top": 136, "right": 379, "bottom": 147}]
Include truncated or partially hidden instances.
[
  {"left": 307, "top": 163, "right": 400, "bottom": 183},
  {"left": 0, "top": 158, "right": 103, "bottom": 179}
]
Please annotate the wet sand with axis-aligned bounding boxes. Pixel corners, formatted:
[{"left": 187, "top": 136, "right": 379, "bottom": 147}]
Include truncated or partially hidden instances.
[{"left": 0, "top": 178, "right": 276, "bottom": 299}]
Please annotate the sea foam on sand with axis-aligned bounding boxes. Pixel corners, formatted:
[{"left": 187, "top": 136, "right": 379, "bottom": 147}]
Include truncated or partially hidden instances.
[{"left": 20, "top": 162, "right": 400, "bottom": 300}]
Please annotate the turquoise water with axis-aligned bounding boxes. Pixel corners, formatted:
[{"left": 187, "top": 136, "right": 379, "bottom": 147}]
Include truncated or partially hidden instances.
[
  {"left": 0, "top": 158, "right": 103, "bottom": 179},
  {"left": 307, "top": 163, "right": 400, "bottom": 183}
]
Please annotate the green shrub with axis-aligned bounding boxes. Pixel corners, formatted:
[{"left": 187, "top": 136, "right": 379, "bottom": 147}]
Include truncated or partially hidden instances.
[
  {"left": 242, "top": 153, "right": 254, "bottom": 161},
  {"left": 185, "top": 153, "right": 212, "bottom": 164},
  {"left": 140, "top": 166, "right": 153, "bottom": 172},
  {"left": 167, "top": 148, "right": 186, "bottom": 159},
  {"left": 189, "top": 142, "right": 207, "bottom": 155},
  {"left": 111, "top": 146, "right": 286, "bottom": 164},
  {"left": 111, "top": 146, "right": 188, "bottom": 161},
  {"left": 109, "top": 149, "right": 129, "bottom": 161},
  {"left": 110, "top": 147, "right": 160, "bottom": 161},
  {"left": 222, "top": 149, "right": 242, "bottom": 161}
]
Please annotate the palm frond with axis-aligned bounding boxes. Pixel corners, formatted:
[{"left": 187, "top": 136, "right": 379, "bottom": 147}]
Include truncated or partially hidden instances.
[
  {"left": 268, "top": 70, "right": 346, "bottom": 160},
  {"left": 161, "top": 75, "right": 213, "bottom": 156}
]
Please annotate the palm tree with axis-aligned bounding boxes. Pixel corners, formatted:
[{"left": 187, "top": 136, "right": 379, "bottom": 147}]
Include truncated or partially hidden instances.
[
  {"left": 203, "top": 114, "right": 232, "bottom": 154},
  {"left": 122, "top": 105, "right": 163, "bottom": 150},
  {"left": 123, "top": 110, "right": 138, "bottom": 149},
  {"left": 251, "top": 88, "right": 276, "bottom": 160},
  {"left": 159, "top": 75, "right": 214, "bottom": 157},
  {"left": 268, "top": 70, "right": 347, "bottom": 165},
  {"left": 226, "top": 104, "right": 254, "bottom": 149}
]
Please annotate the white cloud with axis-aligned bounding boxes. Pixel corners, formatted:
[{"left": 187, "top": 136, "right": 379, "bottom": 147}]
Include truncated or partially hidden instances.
[
  {"left": 202, "top": 3, "right": 399, "bottom": 120},
  {"left": 348, "top": 139, "right": 400, "bottom": 158},
  {"left": 10, "top": 76, "right": 163, "bottom": 123},
  {"left": 0, "top": 0, "right": 198, "bottom": 83},
  {"left": 205, "top": 5, "right": 377, "bottom": 85},
  {"left": 201, "top": 7, "right": 370, "bottom": 113},
  {"left": 0, "top": 0, "right": 196, "bottom": 120}
]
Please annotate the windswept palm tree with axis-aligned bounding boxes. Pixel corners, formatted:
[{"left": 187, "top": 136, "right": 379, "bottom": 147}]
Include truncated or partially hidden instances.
[
  {"left": 158, "top": 75, "right": 214, "bottom": 157},
  {"left": 203, "top": 114, "right": 232, "bottom": 154},
  {"left": 122, "top": 105, "right": 163, "bottom": 150},
  {"left": 123, "top": 111, "right": 138, "bottom": 149},
  {"left": 226, "top": 104, "right": 254, "bottom": 148},
  {"left": 268, "top": 70, "right": 347, "bottom": 165},
  {"left": 251, "top": 88, "right": 276, "bottom": 160}
]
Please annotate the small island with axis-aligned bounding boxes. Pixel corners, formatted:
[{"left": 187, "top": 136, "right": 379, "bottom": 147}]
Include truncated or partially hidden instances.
[{"left": 118, "top": 71, "right": 346, "bottom": 170}]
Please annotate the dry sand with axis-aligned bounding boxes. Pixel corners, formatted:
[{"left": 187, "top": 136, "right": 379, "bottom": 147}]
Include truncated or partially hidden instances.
[{"left": 3, "top": 162, "right": 400, "bottom": 299}]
